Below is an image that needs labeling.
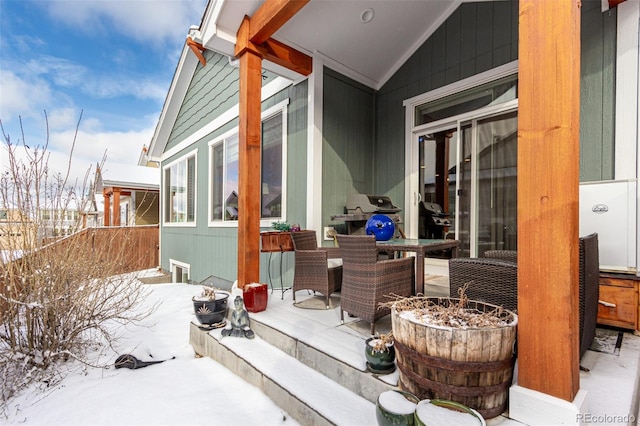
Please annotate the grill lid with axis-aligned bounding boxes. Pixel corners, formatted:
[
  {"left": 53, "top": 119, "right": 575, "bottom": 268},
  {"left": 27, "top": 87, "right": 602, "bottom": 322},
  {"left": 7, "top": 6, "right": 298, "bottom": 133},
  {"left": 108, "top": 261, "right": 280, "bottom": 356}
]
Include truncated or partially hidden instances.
[{"left": 346, "top": 194, "right": 401, "bottom": 214}]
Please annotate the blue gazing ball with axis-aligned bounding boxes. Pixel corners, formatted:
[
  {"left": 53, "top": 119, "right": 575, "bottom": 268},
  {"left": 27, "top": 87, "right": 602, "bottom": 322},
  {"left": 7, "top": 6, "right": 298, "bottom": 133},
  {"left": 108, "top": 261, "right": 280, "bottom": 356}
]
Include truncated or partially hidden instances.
[{"left": 365, "top": 214, "right": 395, "bottom": 241}]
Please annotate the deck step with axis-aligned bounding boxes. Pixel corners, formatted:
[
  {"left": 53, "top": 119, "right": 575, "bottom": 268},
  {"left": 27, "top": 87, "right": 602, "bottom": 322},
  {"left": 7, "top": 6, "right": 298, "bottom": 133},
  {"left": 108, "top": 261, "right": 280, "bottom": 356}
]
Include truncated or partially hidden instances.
[{"left": 190, "top": 321, "right": 381, "bottom": 425}]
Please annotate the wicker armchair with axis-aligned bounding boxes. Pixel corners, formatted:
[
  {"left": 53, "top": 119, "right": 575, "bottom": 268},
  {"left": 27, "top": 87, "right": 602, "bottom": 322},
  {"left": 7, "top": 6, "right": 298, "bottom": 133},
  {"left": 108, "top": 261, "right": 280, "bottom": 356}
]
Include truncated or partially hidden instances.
[
  {"left": 291, "top": 230, "right": 343, "bottom": 309},
  {"left": 448, "top": 257, "right": 518, "bottom": 312},
  {"left": 484, "top": 250, "right": 518, "bottom": 263},
  {"left": 454, "top": 233, "right": 599, "bottom": 358},
  {"left": 336, "top": 234, "right": 414, "bottom": 335},
  {"left": 579, "top": 233, "right": 600, "bottom": 358}
]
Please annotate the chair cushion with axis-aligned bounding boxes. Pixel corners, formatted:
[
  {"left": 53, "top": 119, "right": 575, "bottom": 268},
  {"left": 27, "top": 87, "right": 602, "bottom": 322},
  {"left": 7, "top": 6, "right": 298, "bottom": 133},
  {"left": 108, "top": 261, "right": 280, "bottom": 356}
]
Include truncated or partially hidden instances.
[{"left": 327, "top": 258, "right": 343, "bottom": 269}]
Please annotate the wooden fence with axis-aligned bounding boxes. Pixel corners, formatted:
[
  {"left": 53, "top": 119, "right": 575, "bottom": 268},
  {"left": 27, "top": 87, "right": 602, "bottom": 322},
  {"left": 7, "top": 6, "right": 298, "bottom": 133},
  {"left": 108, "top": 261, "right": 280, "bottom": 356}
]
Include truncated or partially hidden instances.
[{"left": 51, "top": 225, "right": 160, "bottom": 274}]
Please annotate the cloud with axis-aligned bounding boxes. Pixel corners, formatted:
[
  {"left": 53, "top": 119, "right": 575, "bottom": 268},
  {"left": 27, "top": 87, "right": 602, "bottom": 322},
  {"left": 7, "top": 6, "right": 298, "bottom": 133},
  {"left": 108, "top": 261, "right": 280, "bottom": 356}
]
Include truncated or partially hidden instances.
[
  {"left": 0, "top": 70, "right": 55, "bottom": 122},
  {"left": 44, "top": 0, "right": 206, "bottom": 48}
]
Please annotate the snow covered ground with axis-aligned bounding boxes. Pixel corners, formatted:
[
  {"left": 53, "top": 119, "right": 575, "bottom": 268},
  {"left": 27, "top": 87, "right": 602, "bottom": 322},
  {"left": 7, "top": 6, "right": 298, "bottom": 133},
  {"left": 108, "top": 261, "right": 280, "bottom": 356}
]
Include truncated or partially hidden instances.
[{"left": 2, "top": 280, "right": 299, "bottom": 426}]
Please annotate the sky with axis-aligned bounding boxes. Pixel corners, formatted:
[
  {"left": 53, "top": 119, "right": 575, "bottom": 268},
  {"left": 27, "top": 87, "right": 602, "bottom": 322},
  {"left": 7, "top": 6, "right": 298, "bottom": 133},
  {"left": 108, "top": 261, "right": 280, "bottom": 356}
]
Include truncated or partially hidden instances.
[{"left": 0, "top": 0, "right": 207, "bottom": 183}]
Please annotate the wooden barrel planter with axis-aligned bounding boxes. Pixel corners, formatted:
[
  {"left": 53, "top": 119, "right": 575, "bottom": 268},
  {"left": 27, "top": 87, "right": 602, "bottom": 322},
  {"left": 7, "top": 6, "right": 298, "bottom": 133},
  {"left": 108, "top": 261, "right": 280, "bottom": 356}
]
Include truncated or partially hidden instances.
[{"left": 391, "top": 297, "right": 517, "bottom": 420}]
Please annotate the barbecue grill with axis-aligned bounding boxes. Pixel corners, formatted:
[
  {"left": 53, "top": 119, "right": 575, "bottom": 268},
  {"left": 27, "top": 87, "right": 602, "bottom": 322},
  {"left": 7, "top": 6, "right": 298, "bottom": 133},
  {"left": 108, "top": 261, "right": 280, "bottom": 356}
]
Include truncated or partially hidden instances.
[
  {"left": 420, "top": 202, "right": 451, "bottom": 239},
  {"left": 331, "top": 194, "right": 403, "bottom": 237}
]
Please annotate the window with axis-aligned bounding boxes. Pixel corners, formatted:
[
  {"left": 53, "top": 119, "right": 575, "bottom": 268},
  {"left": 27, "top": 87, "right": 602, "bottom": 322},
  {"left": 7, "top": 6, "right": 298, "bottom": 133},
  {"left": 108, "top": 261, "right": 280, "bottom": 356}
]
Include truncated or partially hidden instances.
[
  {"left": 164, "top": 152, "right": 196, "bottom": 224},
  {"left": 210, "top": 102, "right": 287, "bottom": 225},
  {"left": 170, "top": 259, "right": 190, "bottom": 283}
]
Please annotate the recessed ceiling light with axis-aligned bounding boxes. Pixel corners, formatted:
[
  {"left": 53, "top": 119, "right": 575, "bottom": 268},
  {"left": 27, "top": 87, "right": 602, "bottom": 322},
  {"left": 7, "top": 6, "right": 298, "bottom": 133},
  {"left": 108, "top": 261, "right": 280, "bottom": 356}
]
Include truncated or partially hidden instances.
[{"left": 360, "top": 8, "right": 375, "bottom": 24}]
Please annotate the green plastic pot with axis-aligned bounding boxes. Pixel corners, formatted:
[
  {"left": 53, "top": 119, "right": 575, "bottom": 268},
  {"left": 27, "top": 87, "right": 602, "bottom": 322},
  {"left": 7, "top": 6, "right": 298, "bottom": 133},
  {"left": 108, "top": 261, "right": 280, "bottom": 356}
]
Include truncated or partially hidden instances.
[{"left": 376, "top": 390, "right": 420, "bottom": 426}]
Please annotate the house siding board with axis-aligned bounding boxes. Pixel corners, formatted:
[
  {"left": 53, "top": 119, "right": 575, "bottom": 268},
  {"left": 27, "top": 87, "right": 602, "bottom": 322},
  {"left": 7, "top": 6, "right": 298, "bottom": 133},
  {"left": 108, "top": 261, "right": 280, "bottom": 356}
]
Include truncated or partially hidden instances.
[
  {"left": 285, "top": 81, "right": 309, "bottom": 227},
  {"left": 160, "top": 81, "right": 306, "bottom": 284},
  {"left": 322, "top": 68, "right": 375, "bottom": 232},
  {"left": 167, "top": 52, "right": 240, "bottom": 151},
  {"left": 580, "top": 1, "right": 616, "bottom": 182},
  {"left": 375, "top": 2, "right": 519, "bottom": 211}
]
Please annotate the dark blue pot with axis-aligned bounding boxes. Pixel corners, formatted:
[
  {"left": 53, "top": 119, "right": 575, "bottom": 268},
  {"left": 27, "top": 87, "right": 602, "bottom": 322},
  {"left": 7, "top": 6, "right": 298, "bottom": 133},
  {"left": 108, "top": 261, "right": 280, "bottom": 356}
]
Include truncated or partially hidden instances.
[{"left": 193, "top": 292, "right": 229, "bottom": 325}]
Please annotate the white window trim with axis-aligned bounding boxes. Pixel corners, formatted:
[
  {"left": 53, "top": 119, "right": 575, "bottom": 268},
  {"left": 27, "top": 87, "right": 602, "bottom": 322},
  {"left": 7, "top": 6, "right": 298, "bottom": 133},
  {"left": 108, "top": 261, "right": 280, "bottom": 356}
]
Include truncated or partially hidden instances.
[
  {"left": 208, "top": 99, "right": 289, "bottom": 228},
  {"left": 161, "top": 77, "right": 292, "bottom": 163},
  {"left": 403, "top": 61, "right": 519, "bottom": 239},
  {"left": 162, "top": 149, "right": 198, "bottom": 227},
  {"left": 169, "top": 258, "right": 190, "bottom": 282}
]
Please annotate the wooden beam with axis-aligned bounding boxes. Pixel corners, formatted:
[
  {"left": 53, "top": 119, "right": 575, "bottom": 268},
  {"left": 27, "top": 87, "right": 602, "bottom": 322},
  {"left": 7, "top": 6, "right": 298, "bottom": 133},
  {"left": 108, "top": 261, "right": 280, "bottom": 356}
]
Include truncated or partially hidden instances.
[
  {"left": 249, "top": 0, "right": 309, "bottom": 44},
  {"left": 234, "top": 1, "right": 310, "bottom": 288},
  {"left": 256, "top": 38, "right": 312, "bottom": 76},
  {"left": 517, "top": 0, "right": 581, "bottom": 401},
  {"left": 103, "top": 191, "right": 111, "bottom": 227},
  {"left": 236, "top": 18, "right": 263, "bottom": 289},
  {"left": 113, "top": 188, "right": 121, "bottom": 227},
  {"left": 235, "top": 4, "right": 312, "bottom": 76},
  {"left": 186, "top": 38, "right": 206, "bottom": 66}
]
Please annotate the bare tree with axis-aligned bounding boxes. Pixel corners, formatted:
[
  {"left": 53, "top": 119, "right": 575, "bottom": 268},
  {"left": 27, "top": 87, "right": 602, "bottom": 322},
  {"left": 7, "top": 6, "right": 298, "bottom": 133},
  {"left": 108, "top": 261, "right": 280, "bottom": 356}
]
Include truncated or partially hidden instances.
[{"left": 0, "top": 112, "right": 156, "bottom": 405}]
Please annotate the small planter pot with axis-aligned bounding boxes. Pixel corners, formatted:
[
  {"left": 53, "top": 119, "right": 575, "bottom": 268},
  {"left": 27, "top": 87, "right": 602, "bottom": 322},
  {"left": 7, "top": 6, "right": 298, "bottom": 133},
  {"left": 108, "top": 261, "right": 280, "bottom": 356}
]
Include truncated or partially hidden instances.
[
  {"left": 192, "top": 291, "right": 230, "bottom": 325},
  {"left": 365, "top": 336, "right": 396, "bottom": 374},
  {"left": 414, "top": 399, "right": 486, "bottom": 426},
  {"left": 376, "top": 390, "right": 419, "bottom": 426}
]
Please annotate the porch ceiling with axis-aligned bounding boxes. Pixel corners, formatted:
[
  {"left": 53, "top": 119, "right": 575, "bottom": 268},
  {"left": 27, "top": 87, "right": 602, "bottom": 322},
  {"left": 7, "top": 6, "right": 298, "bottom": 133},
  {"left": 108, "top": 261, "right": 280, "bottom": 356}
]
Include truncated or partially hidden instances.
[{"left": 203, "top": 0, "right": 463, "bottom": 89}]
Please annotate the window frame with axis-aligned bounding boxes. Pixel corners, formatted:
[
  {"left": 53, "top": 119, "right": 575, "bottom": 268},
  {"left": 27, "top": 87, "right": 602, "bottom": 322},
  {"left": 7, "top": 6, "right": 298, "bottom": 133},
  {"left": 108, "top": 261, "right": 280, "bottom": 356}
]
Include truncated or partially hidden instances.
[
  {"left": 162, "top": 149, "right": 198, "bottom": 227},
  {"left": 208, "top": 99, "right": 289, "bottom": 228}
]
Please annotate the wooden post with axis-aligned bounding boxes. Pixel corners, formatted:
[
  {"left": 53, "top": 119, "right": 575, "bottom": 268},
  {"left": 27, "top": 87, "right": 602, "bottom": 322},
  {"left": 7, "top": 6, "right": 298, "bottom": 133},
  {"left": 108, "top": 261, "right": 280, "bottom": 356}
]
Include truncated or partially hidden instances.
[
  {"left": 232, "top": 2, "right": 312, "bottom": 289},
  {"left": 517, "top": 0, "right": 581, "bottom": 401},
  {"left": 113, "top": 188, "right": 121, "bottom": 227},
  {"left": 103, "top": 191, "right": 111, "bottom": 227},
  {"left": 235, "top": 17, "right": 263, "bottom": 289}
]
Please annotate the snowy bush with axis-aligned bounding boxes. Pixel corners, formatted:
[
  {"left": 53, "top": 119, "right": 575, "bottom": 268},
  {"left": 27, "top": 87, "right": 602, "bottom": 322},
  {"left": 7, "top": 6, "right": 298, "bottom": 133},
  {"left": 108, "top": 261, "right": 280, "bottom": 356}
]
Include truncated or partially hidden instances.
[{"left": 0, "top": 113, "right": 155, "bottom": 407}]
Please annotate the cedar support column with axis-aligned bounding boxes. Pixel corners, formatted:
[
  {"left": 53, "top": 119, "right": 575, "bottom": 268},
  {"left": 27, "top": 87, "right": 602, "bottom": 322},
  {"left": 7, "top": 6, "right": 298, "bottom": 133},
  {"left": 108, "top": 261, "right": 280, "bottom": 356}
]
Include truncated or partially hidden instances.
[
  {"left": 235, "top": 17, "right": 263, "bottom": 288},
  {"left": 103, "top": 191, "right": 111, "bottom": 227},
  {"left": 511, "top": 0, "right": 581, "bottom": 417},
  {"left": 113, "top": 188, "right": 122, "bottom": 227},
  {"left": 232, "top": 1, "right": 311, "bottom": 289}
]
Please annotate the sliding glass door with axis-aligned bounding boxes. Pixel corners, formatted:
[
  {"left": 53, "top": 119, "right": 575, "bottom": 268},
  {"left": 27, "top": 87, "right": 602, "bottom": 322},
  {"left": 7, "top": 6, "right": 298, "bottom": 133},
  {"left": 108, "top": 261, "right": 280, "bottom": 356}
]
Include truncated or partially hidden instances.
[{"left": 456, "top": 111, "right": 518, "bottom": 257}]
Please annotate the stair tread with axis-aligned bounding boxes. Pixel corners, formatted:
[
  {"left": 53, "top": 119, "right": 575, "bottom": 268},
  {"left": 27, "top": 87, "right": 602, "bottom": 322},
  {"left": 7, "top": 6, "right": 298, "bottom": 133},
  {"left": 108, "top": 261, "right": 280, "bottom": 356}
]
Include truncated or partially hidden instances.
[{"left": 216, "top": 331, "right": 377, "bottom": 425}]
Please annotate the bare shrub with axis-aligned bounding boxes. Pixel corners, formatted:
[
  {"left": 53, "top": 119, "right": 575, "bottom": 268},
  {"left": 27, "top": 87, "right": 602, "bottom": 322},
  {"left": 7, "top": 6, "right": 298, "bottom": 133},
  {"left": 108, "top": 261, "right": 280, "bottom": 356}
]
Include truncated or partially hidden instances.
[{"left": 0, "top": 113, "right": 156, "bottom": 406}]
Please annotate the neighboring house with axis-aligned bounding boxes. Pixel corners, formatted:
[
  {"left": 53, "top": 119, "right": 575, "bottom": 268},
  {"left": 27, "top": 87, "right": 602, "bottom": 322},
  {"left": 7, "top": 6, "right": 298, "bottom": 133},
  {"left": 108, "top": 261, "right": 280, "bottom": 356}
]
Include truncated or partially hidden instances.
[
  {"left": 141, "top": 0, "right": 637, "bottom": 283},
  {"left": 0, "top": 208, "right": 36, "bottom": 252},
  {"left": 96, "top": 163, "right": 160, "bottom": 227}
]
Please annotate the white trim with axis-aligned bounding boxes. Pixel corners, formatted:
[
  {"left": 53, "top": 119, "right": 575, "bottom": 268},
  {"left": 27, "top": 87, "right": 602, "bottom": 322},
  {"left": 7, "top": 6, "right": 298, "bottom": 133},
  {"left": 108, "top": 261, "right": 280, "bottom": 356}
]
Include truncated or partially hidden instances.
[
  {"left": 161, "top": 77, "right": 293, "bottom": 163},
  {"left": 403, "top": 61, "right": 519, "bottom": 112},
  {"left": 146, "top": 45, "right": 199, "bottom": 162},
  {"left": 307, "top": 54, "right": 324, "bottom": 244},
  {"left": 162, "top": 149, "right": 198, "bottom": 228},
  {"left": 404, "top": 63, "right": 518, "bottom": 240},
  {"left": 206, "top": 99, "right": 290, "bottom": 228},
  {"left": 313, "top": 51, "right": 378, "bottom": 91},
  {"left": 169, "top": 258, "right": 190, "bottom": 282}
]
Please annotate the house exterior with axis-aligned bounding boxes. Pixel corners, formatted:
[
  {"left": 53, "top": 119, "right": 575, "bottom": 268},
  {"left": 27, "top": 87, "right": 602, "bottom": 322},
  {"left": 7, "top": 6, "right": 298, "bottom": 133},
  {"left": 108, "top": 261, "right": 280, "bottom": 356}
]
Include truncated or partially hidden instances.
[
  {"left": 142, "top": 0, "right": 636, "bottom": 284},
  {"left": 96, "top": 163, "right": 160, "bottom": 227},
  {"left": 0, "top": 208, "right": 37, "bottom": 253},
  {"left": 142, "top": 1, "right": 638, "bottom": 421}
]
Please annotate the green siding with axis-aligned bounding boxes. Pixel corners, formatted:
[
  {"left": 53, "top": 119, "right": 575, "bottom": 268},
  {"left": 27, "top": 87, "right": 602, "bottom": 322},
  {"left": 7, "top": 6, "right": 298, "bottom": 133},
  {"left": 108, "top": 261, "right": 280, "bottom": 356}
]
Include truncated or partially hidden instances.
[
  {"left": 167, "top": 52, "right": 239, "bottom": 151},
  {"left": 375, "top": 1, "right": 519, "bottom": 212},
  {"left": 580, "top": 1, "right": 616, "bottom": 182},
  {"left": 322, "top": 68, "right": 376, "bottom": 234},
  {"left": 160, "top": 79, "right": 308, "bottom": 285}
]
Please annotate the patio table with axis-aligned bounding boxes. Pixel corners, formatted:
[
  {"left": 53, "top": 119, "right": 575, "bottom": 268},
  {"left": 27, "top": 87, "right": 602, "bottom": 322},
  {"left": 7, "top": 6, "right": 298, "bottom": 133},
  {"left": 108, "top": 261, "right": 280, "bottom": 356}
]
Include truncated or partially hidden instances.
[{"left": 376, "top": 238, "right": 460, "bottom": 295}]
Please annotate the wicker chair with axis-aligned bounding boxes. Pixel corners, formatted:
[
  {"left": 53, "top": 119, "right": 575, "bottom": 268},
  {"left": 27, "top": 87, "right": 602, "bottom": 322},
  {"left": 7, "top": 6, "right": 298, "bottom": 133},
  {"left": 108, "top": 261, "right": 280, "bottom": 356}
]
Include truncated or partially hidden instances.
[
  {"left": 579, "top": 233, "right": 600, "bottom": 358},
  {"left": 448, "top": 257, "right": 518, "bottom": 312},
  {"left": 484, "top": 250, "right": 518, "bottom": 263},
  {"left": 291, "top": 230, "right": 343, "bottom": 309},
  {"left": 336, "top": 234, "right": 415, "bottom": 335},
  {"left": 454, "top": 233, "right": 600, "bottom": 358}
]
